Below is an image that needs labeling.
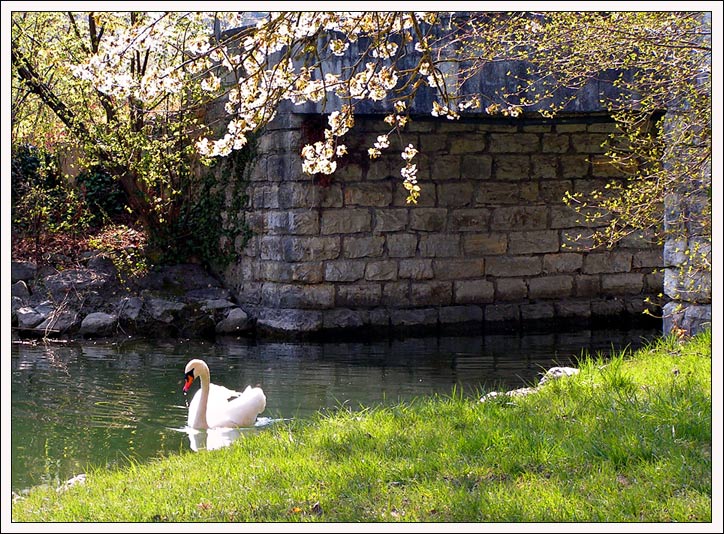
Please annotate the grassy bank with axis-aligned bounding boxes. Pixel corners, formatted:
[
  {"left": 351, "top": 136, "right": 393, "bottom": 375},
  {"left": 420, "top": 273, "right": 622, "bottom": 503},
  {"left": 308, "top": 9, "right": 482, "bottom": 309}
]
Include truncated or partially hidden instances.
[{"left": 12, "top": 331, "right": 712, "bottom": 523}]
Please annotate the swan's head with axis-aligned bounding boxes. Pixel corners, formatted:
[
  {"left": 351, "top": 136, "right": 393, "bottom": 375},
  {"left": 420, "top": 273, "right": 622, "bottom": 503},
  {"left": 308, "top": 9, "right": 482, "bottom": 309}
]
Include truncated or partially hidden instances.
[{"left": 183, "top": 359, "right": 208, "bottom": 393}]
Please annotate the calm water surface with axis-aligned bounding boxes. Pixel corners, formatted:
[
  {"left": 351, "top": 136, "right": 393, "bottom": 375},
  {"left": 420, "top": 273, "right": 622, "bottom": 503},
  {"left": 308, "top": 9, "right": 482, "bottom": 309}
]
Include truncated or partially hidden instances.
[{"left": 10, "top": 327, "right": 660, "bottom": 493}]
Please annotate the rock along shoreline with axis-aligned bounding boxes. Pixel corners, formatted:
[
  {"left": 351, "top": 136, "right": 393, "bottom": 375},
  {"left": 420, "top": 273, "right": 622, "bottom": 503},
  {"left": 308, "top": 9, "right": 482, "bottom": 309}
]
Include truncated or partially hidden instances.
[{"left": 11, "top": 255, "right": 252, "bottom": 341}]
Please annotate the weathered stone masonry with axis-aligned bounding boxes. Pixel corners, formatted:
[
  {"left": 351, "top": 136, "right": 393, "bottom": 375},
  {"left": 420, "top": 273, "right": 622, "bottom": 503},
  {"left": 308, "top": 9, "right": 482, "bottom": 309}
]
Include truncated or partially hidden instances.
[{"left": 219, "top": 112, "right": 663, "bottom": 336}]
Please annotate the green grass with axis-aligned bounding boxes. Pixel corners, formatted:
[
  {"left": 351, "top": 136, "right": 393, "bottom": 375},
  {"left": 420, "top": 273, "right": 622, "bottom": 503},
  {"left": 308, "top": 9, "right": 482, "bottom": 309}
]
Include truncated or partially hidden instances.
[{"left": 12, "top": 330, "right": 712, "bottom": 523}]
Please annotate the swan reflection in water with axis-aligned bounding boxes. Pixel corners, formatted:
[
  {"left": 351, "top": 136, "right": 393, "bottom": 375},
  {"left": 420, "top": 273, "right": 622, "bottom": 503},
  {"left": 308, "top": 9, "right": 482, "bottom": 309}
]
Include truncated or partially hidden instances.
[{"left": 179, "top": 417, "right": 276, "bottom": 452}]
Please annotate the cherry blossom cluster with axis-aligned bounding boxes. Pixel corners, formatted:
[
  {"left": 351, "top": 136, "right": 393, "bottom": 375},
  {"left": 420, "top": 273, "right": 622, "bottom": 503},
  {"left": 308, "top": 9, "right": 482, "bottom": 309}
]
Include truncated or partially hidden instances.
[{"left": 68, "top": 11, "right": 466, "bottom": 203}]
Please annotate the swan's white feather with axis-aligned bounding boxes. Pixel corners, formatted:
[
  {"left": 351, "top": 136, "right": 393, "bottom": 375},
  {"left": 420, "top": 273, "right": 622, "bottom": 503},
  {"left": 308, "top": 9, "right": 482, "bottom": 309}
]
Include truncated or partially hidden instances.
[{"left": 185, "top": 360, "right": 266, "bottom": 429}]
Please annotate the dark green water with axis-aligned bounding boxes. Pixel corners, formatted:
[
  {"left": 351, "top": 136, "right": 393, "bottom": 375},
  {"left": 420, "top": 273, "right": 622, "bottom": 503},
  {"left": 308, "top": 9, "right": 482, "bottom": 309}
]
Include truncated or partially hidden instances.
[{"left": 10, "top": 327, "right": 660, "bottom": 493}]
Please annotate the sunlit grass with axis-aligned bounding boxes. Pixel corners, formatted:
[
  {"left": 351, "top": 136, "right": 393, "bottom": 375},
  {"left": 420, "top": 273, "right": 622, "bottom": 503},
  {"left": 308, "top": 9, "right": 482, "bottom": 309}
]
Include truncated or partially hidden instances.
[{"left": 12, "top": 330, "right": 712, "bottom": 522}]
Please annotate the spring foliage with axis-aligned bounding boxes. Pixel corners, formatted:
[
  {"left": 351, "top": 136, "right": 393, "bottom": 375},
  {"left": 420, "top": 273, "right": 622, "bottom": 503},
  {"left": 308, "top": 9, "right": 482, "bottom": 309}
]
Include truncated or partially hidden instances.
[{"left": 11, "top": 11, "right": 711, "bottom": 254}]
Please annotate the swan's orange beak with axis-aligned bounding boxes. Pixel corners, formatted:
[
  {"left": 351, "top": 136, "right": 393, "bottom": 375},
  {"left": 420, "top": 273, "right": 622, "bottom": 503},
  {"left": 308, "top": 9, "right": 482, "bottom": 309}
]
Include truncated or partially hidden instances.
[{"left": 183, "top": 370, "right": 195, "bottom": 393}]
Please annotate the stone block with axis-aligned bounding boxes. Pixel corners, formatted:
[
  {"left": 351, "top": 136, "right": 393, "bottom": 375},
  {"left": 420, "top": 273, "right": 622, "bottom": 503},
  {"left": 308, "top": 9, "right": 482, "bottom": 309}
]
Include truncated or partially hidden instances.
[
  {"left": 390, "top": 308, "right": 439, "bottom": 326},
  {"left": 251, "top": 184, "right": 281, "bottom": 209},
  {"left": 381, "top": 282, "right": 410, "bottom": 306},
  {"left": 663, "top": 238, "right": 688, "bottom": 267},
  {"left": 539, "top": 180, "right": 573, "bottom": 203},
  {"left": 486, "top": 256, "right": 542, "bottom": 277},
  {"left": 265, "top": 211, "right": 288, "bottom": 234},
  {"left": 399, "top": 259, "right": 434, "bottom": 279},
  {"left": 323, "top": 309, "right": 368, "bottom": 329},
  {"left": 474, "top": 182, "right": 520, "bottom": 205},
  {"left": 587, "top": 122, "right": 619, "bottom": 133},
  {"left": 449, "top": 209, "right": 490, "bottom": 232},
  {"left": 365, "top": 260, "right": 399, "bottom": 281},
  {"left": 259, "top": 261, "right": 292, "bottom": 282},
  {"left": 550, "top": 206, "right": 585, "bottom": 229},
  {"left": 282, "top": 236, "right": 340, "bottom": 262},
  {"left": 256, "top": 308, "right": 323, "bottom": 333},
  {"left": 484, "top": 303, "right": 520, "bottom": 322},
  {"left": 419, "top": 234, "right": 461, "bottom": 257},
  {"left": 491, "top": 206, "right": 547, "bottom": 231},
  {"left": 560, "top": 155, "right": 590, "bottom": 178},
  {"left": 411, "top": 281, "right": 453, "bottom": 305},
  {"left": 508, "top": 231, "right": 559, "bottom": 254},
  {"left": 325, "top": 260, "right": 366, "bottom": 282},
  {"left": 288, "top": 211, "right": 320, "bottom": 235},
  {"left": 454, "top": 279, "right": 494, "bottom": 304},
  {"left": 433, "top": 259, "right": 485, "bottom": 280},
  {"left": 528, "top": 275, "right": 573, "bottom": 299},
  {"left": 488, "top": 133, "right": 540, "bottom": 153},
  {"left": 261, "top": 283, "right": 335, "bottom": 309},
  {"left": 419, "top": 134, "right": 449, "bottom": 152},
  {"left": 582, "top": 252, "right": 632, "bottom": 274},
  {"left": 520, "top": 302, "right": 555, "bottom": 320},
  {"left": 520, "top": 183, "right": 539, "bottom": 202},
  {"left": 410, "top": 208, "right": 447, "bottom": 232},
  {"left": 336, "top": 283, "right": 382, "bottom": 307},
  {"left": 522, "top": 124, "right": 552, "bottom": 133},
  {"left": 321, "top": 209, "right": 372, "bottom": 234},
  {"left": 571, "top": 133, "right": 610, "bottom": 154},
  {"left": 495, "top": 278, "right": 528, "bottom": 301},
  {"left": 344, "top": 236, "right": 385, "bottom": 258},
  {"left": 375, "top": 209, "right": 408, "bottom": 233},
  {"left": 530, "top": 155, "right": 558, "bottom": 179},
  {"left": 16, "top": 307, "right": 44, "bottom": 329},
  {"left": 556, "top": 123, "right": 587, "bottom": 133},
  {"left": 554, "top": 300, "right": 592, "bottom": 318},
  {"left": 463, "top": 233, "right": 507, "bottom": 256},
  {"left": 386, "top": 234, "right": 418, "bottom": 257},
  {"left": 333, "top": 162, "right": 365, "bottom": 182},
  {"left": 292, "top": 263, "right": 324, "bottom": 283},
  {"left": 664, "top": 268, "right": 711, "bottom": 303},
  {"left": 461, "top": 155, "right": 493, "bottom": 180},
  {"left": 449, "top": 134, "right": 487, "bottom": 154},
  {"left": 280, "top": 182, "right": 343, "bottom": 208},
  {"left": 430, "top": 155, "right": 461, "bottom": 180},
  {"left": 590, "top": 298, "right": 625, "bottom": 316},
  {"left": 542, "top": 133, "right": 570, "bottom": 153},
  {"left": 439, "top": 305, "right": 483, "bottom": 324},
  {"left": 645, "top": 271, "right": 664, "bottom": 292},
  {"left": 493, "top": 155, "right": 530, "bottom": 180},
  {"left": 344, "top": 183, "right": 393, "bottom": 207},
  {"left": 437, "top": 182, "right": 475, "bottom": 208},
  {"left": 543, "top": 253, "right": 583, "bottom": 273},
  {"left": 632, "top": 250, "right": 664, "bottom": 269},
  {"left": 369, "top": 308, "right": 391, "bottom": 326},
  {"left": 257, "top": 129, "right": 300, "bottom": 153},
  {"left": 366, "top": 154, "right": 396, "bottom": 180},
  {"left": 574, "top": 275, "right": 601, "bottom": 297},
  {"left": 601, "top": 273, "right": 644, "bottom": 294}
]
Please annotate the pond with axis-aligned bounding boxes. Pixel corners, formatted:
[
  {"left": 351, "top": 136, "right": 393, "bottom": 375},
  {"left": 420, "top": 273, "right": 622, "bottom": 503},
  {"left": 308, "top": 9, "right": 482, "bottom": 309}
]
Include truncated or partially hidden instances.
[{"left": 10, "top": 326, "right": 661, "bottom": 494}]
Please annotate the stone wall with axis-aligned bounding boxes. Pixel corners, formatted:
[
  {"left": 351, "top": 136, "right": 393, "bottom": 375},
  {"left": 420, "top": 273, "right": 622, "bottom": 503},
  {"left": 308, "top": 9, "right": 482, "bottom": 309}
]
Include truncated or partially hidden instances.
[{"left": 219, "top": 113, "right": 663, "bottom": 336}]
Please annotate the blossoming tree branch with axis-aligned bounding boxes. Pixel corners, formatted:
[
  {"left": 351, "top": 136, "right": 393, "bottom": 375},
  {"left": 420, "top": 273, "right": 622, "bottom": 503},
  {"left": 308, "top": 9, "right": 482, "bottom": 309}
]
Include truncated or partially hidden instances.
[{"left": 11, "top": 11, "right": 710, "bottom": 255}]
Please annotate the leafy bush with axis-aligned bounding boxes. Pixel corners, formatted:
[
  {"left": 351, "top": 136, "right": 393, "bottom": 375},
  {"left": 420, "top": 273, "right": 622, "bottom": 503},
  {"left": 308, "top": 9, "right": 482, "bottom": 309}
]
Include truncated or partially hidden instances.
[
  {"left": 11, "top": 144, "right": 61, "bottom": 216},
  {"left": 11, "top": 144, "right": 94, "bottom": 263},
  {"left": 75, "top": 166, "right": 129, "bottom": 224}
]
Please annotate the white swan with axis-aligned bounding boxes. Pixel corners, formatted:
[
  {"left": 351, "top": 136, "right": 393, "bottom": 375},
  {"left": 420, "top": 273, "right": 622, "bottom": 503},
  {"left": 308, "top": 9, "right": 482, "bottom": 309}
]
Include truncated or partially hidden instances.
[{"left": 183, "top": 359, "right": 266, "bottom": 430}]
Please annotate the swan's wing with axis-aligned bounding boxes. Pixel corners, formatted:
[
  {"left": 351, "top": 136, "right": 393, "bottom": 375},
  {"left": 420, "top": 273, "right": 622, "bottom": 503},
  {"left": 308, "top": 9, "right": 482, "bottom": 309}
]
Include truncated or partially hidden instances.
[
  {"left": 208, "top": 382, "right": 244, "bottom": 402},
  {"left": 202, "top": 383, "right": 265, "bottom": 428},
  {"left": 224, "top": 386, "right": 267, "bottom": 427}
]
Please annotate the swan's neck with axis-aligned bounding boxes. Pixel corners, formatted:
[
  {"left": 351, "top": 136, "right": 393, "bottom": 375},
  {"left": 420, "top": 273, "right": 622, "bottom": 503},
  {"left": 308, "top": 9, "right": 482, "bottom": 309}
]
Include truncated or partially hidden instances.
[{"left": 193, "top": 366, "right": 211, "bottom": 429}]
